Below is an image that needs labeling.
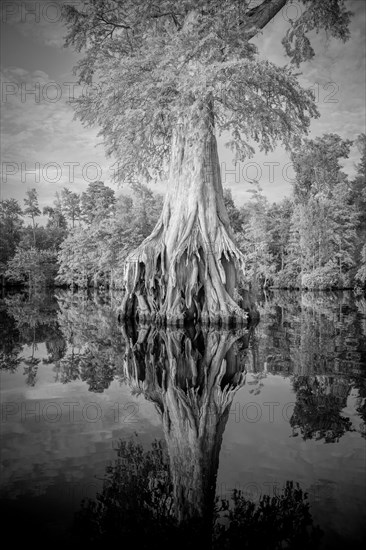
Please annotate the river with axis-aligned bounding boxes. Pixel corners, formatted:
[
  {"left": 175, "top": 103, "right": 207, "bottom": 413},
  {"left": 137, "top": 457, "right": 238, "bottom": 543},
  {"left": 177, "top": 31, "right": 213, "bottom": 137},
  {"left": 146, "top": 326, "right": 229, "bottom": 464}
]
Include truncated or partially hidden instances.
[{"left": 1, "top": 289, "right": 365, "bottom": 548}]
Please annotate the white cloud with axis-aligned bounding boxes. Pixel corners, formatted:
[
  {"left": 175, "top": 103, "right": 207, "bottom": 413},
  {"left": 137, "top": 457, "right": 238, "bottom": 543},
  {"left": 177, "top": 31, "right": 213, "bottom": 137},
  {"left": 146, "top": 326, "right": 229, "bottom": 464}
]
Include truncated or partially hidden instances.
[
  {"left": 1, "top": 1, "right": 365, "bottom": 207},
  {"left": 1, "top": 66, "right": 115, "bottom": 207},
  {"left": 2, "top": 0, "right": 69, "bottom": 48}
]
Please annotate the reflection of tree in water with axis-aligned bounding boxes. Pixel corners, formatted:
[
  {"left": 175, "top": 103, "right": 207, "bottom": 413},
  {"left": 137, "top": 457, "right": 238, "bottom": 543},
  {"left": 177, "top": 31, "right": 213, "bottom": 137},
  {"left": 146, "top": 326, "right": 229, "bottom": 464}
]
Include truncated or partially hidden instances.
[
  {"left": 2, "top": 289, "right": 365, "bottom": 438},
  {"left": 0, "top": 299, "right": 22, "bottom": 372},
  {"left": 290, "top": 376, "right": 354, "bottom": 443},
  {"left": 1, "top": 293, "right": 67, "bottom": 384},
  {"left": 352, "top": 376, "right": 366, "bottom": 437},
  {"left": 72, "top": 325, "right": 322, "bottom": 548},
  {"left": 355, "top": 295, "right": 366, "bottom": 339},
  {"left": 257, "top": 290, "right": 365, "bottom": 379},
  {"left": 74, "top": 438, "right": 322, "bottom": 549},
  {"left": 55, "top": 291, "right": 126, "bottom": 392},
  {"left": 121, "top": 325, "right": 249, "bottom": 527},
  {"left": 251, "top": 290, "right": 366, "bottom": 441}
]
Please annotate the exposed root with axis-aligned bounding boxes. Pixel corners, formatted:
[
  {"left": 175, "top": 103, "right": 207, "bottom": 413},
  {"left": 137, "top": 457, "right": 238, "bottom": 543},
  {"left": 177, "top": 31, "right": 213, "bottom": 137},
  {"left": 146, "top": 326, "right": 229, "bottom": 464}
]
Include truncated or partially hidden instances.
[{"left": 119, "top": 218, "right": 248, "bottom": 327}]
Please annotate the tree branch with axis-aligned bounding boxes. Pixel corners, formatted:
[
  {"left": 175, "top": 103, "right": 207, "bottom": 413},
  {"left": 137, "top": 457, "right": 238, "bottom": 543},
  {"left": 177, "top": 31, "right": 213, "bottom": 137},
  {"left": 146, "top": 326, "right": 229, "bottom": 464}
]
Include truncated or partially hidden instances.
[
  {"left": 241, "top": 0, "right": 288, "bottom": 40},
  {"left": 97, "top": 13, "right": 131, "bottom": 30}
]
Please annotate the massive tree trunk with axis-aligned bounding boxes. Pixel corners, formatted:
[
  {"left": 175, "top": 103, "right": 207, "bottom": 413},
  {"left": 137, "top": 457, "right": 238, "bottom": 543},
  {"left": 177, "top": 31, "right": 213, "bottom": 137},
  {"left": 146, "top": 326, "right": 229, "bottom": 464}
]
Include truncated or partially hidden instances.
[{"left": 120, "top": 102, "right": 248, "bottom": 326}]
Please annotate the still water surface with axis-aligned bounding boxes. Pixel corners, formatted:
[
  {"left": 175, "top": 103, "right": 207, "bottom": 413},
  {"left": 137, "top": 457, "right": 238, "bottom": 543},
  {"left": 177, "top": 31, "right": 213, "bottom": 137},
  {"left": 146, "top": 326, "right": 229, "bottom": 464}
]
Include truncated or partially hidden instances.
[{"left": 1, "top": 290, "right": 365, "bottom": 547}]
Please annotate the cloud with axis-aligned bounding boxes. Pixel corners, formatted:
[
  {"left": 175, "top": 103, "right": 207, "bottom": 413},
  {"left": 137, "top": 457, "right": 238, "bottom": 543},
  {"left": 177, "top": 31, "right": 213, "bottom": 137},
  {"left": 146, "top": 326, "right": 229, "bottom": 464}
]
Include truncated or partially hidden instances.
[
  {"left": 1, "top": 1, "right": 365, "bottom": 207},
  {"left": 0, "top": 66, "right": 116, "bottom": 207},
  {"left": 1, "top": 0, "right": 70, "bottom": 48},
  {"left": 230, "top": 0, "right": 366, "bottom": 203}
]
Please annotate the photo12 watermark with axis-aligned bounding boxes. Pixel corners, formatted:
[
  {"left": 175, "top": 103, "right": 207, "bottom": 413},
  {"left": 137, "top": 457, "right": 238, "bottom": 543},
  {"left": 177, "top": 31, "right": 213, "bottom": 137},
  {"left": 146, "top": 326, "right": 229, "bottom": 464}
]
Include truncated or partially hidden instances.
[
  {"left": 1, "top": 399, "right": 141, "bottom": 424},
  {"left": 0, "top": 1, "right": 85, "bottom": 24}
]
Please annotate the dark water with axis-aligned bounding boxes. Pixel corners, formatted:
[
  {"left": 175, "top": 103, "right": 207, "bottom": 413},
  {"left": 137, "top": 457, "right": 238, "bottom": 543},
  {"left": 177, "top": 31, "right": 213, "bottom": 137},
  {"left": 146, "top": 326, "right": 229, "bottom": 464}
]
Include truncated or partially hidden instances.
[{"left": 1, "top": 290, "right": 365, "bottom": 548}]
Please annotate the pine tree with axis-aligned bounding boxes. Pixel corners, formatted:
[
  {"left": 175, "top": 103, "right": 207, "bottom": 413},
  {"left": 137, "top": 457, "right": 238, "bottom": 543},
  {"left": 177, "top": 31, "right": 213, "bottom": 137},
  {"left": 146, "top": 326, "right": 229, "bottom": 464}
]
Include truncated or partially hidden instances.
[
  {"left": 238, "top": 183, "right": 274, "bottom": 289},
  {"left": 80, "top": 181, "right": 116, "bottom": 224},
  {"left": 23, "top": 188, "right": 41, "bottom": 246},
  {"left": 61, "top": 188, "right": 81, "bottom": 228}
]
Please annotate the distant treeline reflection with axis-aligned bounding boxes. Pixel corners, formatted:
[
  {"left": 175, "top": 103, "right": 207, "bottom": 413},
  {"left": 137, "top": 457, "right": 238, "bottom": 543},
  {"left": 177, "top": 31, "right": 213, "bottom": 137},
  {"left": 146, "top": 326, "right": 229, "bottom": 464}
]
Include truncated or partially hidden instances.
[{"left": 1, "top": 289, "right": 365, "bottom": 443}]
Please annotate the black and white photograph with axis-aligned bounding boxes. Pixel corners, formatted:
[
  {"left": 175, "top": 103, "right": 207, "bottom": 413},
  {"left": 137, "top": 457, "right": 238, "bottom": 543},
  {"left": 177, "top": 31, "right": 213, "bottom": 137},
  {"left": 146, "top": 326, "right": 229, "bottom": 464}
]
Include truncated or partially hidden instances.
[{"left": 0, "top": 0, "right": 365, "bottom": 547}]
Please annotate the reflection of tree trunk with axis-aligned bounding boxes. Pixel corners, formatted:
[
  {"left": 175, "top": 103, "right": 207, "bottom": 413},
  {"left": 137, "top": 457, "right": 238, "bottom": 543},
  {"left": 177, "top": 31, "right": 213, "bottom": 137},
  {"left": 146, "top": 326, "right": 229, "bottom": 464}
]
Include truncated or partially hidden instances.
[
  {"left": 122, "top": 325, "right": 252, "bottom": 530},
  {"left": 32, "top": 326, "right": 35, "bottom": 360}
]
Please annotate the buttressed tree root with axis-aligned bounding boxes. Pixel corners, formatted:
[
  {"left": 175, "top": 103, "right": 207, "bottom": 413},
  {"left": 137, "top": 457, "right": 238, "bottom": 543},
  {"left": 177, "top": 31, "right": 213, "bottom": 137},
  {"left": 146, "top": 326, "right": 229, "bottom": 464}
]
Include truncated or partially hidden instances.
[{"left": 120, "top": 108, "right": 249, "bottom": 327}]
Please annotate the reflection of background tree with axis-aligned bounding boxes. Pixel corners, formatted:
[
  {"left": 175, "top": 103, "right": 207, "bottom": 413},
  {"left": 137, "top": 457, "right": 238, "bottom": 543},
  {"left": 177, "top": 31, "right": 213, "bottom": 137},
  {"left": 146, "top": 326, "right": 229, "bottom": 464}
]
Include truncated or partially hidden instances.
[
  {"left": 2, "top": 290, "right": 365, "bottom": 438},
  {"left": 254, "top": 290, "right": 366, "bottom": 441},
  {"left": 74, "top": 325, "right": 322, "bottom": 549},
  {"left": 55, "top": 290, "right": 126, "bottom": 391},
  {"left": 1, "top": 293, "right": 66, "bottom": 385},
  {"left": 257, "top": 290, "right": 365, "bottom": 377},
  {"left": 290, "top": 375, "right": 354, "bottom": 443},
  {"left": 0, "top": 299, "right": 22, "bottom": 372}
]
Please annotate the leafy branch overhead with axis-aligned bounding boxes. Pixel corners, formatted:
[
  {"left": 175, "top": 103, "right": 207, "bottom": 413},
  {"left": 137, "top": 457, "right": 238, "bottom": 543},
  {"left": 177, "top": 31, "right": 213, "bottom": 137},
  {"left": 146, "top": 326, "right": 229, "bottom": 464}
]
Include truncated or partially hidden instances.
[{"left": 62, "top": 0, "right": 352, "bottom": 183}]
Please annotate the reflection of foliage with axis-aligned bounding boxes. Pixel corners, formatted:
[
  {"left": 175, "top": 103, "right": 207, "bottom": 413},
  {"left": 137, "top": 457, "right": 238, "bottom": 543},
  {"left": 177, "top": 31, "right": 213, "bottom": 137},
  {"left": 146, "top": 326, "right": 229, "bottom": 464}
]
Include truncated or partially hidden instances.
[
  {"left": 257, "top": 291, "right": 366, "bottom": 441},
  {"left": 355, "top": 295, "right": 366, "bottom": 339},
  {"left": 0, "top": 347, "right": 22, "bottom": 373},
  {"left": 73, "top": 439, "right": 177, "bottom": 546},
  {"left": 353, "top": 376, "right": 366, "bottom": 436},
  {"left": 254, "top": 290, "right": 366, "bottom": 380},
  {"left": 2, "top": 288, "right": 365, "bottom": 446},
  {"left": 5, "top": 248, "right": 58, "bottom": 290},
  {"left": 23, "top": 356, "right": 41, "bottom": 387},
  {"left": 4, "top": 293, "right": 60, "bottom": 334},
  {"left": 0, "top": 301, "right": 22, "bottom": 372},
  {"left": 43, "top": 331, "right": 67, "bottom": 364},
  {"left": 78, "top": 348, "right": 117, "bottom": 393},
  {"left": 55, "top": 291, "right": 125, "bottom": 391},
  {"left": 73, "top": 438, "right": 322, "bottom": 549},
  {"left": 216, "top": 482, "right": 322, "bottom": 550},
  {"left": 1, "top": 293, "right": 67, "bottom": 383},
  {"left": 55, "top": 350, "right": 82, "bottom": 384},
  {"left": 290, "top": 376, "right": 353, "bottom": 443}
]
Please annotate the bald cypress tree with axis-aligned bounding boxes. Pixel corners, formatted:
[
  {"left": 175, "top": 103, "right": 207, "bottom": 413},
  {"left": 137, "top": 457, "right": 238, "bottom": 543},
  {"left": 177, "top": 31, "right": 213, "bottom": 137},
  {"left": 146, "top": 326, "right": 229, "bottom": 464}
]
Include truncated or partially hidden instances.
[{"left": 63, "top": 0, "right": 352, "bottom": 325}]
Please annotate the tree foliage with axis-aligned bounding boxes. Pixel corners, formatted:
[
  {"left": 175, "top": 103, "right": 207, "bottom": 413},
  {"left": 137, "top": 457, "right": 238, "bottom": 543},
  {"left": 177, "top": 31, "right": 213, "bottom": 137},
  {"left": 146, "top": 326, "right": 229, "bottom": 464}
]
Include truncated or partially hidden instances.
[
  {"left": 0, "top": 199, "right": 23, "bottom": 279},
  {"left": 5, "top": 248, "right": 58, "bottom": 290},
  {"left": 57, "top": 183, "right": 163, "bottom": 288},
  {"left": 23, "top": 188, "right": 41, "bottom": 246},
  {"left": 1, "top": 129, "right": 364, "bottom": 292},
  {"left": 61, "top": 0, "right": 351, "bottom": 184},
  {"left": 61, "top": 187, "right": 81, "bottom": 228},
  {"left": 80, "top": 180, "right": 116, "bottom": 224}
]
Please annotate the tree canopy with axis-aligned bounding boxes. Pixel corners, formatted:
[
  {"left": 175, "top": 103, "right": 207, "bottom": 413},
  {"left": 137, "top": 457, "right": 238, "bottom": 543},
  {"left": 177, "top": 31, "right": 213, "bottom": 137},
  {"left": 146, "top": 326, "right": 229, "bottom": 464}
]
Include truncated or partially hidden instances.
[{"left": 62, "top": 0, "right": 352, "bottom": 184}]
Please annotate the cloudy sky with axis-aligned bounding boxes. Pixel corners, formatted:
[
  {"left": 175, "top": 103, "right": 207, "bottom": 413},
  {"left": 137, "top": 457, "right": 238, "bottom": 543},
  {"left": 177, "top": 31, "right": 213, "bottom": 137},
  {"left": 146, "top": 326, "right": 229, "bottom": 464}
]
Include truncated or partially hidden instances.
[{"left": 1, "top": 0, "right": 365, "bottom": 211}]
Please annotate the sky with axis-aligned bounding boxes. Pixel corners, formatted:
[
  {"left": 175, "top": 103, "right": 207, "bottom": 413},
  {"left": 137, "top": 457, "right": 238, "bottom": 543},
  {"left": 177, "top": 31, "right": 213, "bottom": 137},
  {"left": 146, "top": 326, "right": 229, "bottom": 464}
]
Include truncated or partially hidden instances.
[{"left": 0, "top": 0, "right": 365, "bottom": 213}]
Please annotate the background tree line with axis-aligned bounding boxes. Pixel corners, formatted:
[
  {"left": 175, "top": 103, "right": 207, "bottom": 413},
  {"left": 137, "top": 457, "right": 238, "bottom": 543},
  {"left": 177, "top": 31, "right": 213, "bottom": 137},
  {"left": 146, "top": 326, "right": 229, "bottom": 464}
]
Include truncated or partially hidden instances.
[{"left": 1, "top": 132, "right": 365, "bottom": 291}]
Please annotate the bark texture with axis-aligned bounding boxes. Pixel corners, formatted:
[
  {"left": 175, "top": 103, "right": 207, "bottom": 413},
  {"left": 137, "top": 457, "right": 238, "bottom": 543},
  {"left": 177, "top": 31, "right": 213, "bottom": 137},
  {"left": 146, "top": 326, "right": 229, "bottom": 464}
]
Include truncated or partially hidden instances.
[{"left": 120, "top": 104, "right": 248, "bottom": 326}]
